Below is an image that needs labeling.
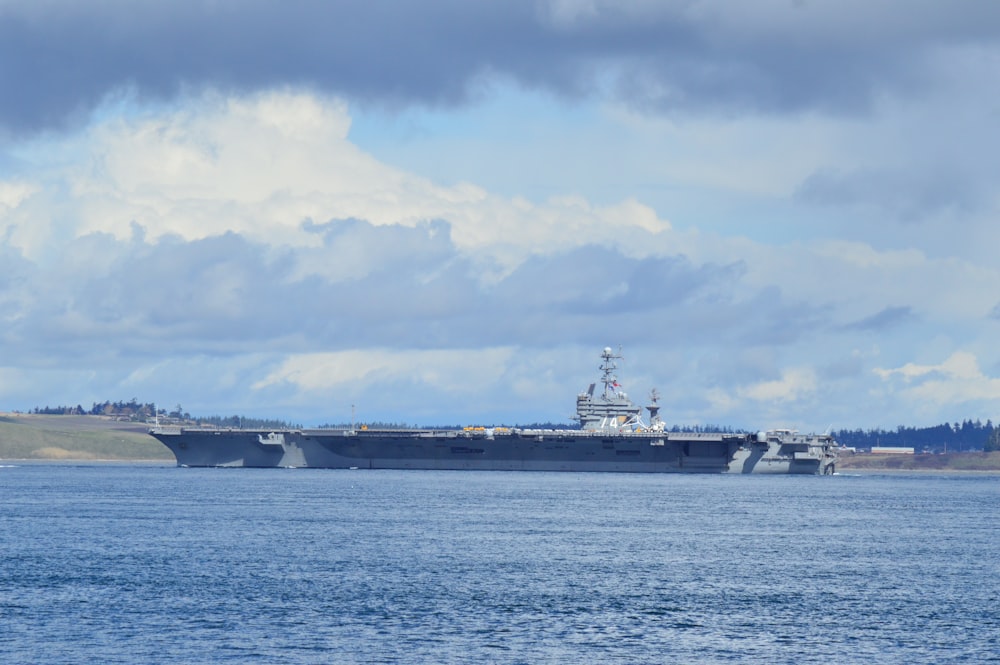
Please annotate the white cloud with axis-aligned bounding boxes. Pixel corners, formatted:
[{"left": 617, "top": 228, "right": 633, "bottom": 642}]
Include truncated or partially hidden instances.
[
  {"left": 252, "top": 347, "right": 517, "bottom": 393},
  {"left": 874, "top": 351, "right": 1000, "bottom": 405},
  {"left": 3, "top": 90, "right": 676, "bottom": 280},
  {"left": 738, "top": 367, "right": 819, "bottom": 403},
  {"left": 1, "top": 89, "right": 999, "bottom": 430},
  {"left": 0, "top": 181, "right": 37, "bottom": 210}
]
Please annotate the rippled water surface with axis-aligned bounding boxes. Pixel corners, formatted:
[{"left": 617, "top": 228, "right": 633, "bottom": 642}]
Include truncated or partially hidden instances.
[{"left": 1, "top": 464, "right": 998, "bottom": 663}]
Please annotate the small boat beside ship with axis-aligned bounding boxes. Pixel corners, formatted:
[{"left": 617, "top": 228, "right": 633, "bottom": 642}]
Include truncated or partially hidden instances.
[{"left": 150, "top": 347, "right": 839, "bottom": 474}]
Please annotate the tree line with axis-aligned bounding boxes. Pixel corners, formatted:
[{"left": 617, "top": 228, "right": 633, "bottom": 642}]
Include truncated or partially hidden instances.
[
  {"left": 22, "top": 400, "right": 1000, "bottom": 451},
  {"left": 834, "top": 420, "right": 996, "bottom": 453},
  {"left": 30, "top": 399, "right": 157, "bottom": 419},
  {"left": 26, "top": 400, "right": 298, "bottom": 430}
]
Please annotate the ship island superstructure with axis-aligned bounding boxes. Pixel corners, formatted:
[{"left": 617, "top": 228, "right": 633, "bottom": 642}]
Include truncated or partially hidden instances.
[{"left": 150, "top": 347, "right": 839, "bottom": 474}]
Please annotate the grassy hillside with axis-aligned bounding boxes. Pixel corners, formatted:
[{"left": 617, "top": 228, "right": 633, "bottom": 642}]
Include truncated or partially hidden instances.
[
  {"left": 0, "top": 414, "right": 174, "bottom": 461},
  {"left": 838, "top": 451, "right": 1000, "bottom": 472}
]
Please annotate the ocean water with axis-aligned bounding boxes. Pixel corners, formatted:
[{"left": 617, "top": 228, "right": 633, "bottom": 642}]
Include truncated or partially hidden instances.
[{"left": 1, "top": 465, "right": 997, "bottom": 664}]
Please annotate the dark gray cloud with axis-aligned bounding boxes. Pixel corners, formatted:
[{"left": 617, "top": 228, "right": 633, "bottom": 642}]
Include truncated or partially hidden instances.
[
  {"left": 2, "top": 217, "right": 823, "bottom": 364},
  {"left": 844, "top": 305, "right": 917, "bottom": 332},
  {"left": 3, "top": 0, "right": 998, "bottom": 133},
  {"left": 796, "top": 167, "right": 986, "bottom": 222}
]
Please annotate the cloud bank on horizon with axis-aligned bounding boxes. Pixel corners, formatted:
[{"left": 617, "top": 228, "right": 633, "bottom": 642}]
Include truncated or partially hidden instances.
[{"left": 2, "top": 0, "right": 1000, "bottom": 430}]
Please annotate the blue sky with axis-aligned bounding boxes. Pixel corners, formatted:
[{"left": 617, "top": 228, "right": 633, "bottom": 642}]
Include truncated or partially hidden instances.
[{"left": 2, "top": 1, "right": 1000, "bottom": 431}]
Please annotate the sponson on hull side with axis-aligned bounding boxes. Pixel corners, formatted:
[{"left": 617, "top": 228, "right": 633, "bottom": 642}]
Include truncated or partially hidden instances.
[{"left": 150, "top": 347, "right": 839, "bottom": 474}]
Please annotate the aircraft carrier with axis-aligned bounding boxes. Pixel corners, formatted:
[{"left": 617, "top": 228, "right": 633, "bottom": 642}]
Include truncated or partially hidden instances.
[{"left": 149, "top": 348, "right": 839, "bottom": 474}]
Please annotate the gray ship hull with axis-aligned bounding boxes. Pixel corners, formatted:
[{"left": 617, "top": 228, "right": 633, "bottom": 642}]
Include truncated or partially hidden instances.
[{"left": 150, "top": 427, "right": 838, "bottom": 475}]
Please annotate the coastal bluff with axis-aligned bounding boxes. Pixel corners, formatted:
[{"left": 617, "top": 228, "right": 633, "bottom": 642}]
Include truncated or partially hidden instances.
[{"left": 0, "top": 413, "right": 173, "bottom": 461}]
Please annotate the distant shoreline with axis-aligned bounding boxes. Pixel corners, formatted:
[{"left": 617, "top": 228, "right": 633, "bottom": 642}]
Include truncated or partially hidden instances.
[
  {"left": 4, "top": 413, "right": 1000, "bottom": 471},
  {"left": 0, "top": 458, "right": 171, "bottom": 465},
  {"left": 837, "top": 466, "right": 1000, "bottom": 475},
  {"left": 837, "top": 451, "right": 1000, "bottom": 473}
]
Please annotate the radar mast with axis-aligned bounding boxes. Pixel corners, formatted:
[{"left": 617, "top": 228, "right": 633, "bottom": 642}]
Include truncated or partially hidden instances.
[{"left": 599, "top": 346, "right": 624, "bottom": 400}]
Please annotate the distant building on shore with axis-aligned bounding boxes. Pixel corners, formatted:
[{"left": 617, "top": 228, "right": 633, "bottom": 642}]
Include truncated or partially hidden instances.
[{"left": 870, "top": 446, "right": 915, "bottom": 455}]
